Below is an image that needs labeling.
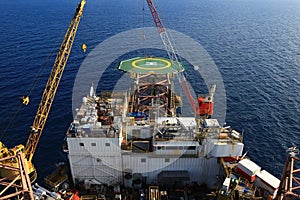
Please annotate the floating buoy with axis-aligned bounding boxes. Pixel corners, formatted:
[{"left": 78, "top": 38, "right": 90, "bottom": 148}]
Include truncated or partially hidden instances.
[
  {"left": 81, "top": 43, "right": 87, "bottom": 53},
  {"left": 21, "top": 95, "right": 30, "bottom": 105}
]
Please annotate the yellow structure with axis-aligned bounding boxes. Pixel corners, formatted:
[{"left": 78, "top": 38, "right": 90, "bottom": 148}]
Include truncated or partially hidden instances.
[
  {"left": 21, "top": 95, "right": 30, "bottom": 105},
  {"left": 149, "top": 186, "right": 160, "bottom": 200},
  {"left": 0, "top": 0, "right": 86, "bottom": 194},
  {"left": 82, "top": 43, "right": 87, "bottom": 52}
]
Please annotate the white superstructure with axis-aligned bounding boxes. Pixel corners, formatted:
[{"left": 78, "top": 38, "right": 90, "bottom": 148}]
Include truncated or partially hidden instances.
[{"left": 66, "top": 65, "right": 244, "bottom": 190}]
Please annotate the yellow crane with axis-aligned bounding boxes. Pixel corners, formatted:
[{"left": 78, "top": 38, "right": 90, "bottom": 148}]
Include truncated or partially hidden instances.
[{"left": 0, "top": 0, "right": 86, "bottom": 198}]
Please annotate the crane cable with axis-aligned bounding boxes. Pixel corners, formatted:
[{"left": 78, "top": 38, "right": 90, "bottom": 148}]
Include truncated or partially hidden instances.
[
  {"left": 0, "top": 103, "right": 23, "bottom": 140},
  {"left": 27, "top": 32, "right": 66, "bottom": 98},
  {"left": 0, "top": 30, "right": 67, "bottom": 140},
  {"left": 138, "top": 0, "right": 146, "bottom": 57},
  {"left": 142, "top": 0, "right": 145, "bottom": 57}
]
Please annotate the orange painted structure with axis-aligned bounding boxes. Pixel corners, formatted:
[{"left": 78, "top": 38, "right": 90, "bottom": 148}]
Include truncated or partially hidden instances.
[
  {"left": 198, "top": 97, "right": 214, "bottom": 117},
  {"left": 276, "top": 147, "right": 300, "bottom": 200}
]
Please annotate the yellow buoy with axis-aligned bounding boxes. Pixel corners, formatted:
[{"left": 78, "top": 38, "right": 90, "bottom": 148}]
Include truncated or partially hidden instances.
[
  {"left": 81, "top": 43, "right": 87, "bottom": 53},
  {"left": 21, "top": 95, "right": 30, "bottom": 106}
]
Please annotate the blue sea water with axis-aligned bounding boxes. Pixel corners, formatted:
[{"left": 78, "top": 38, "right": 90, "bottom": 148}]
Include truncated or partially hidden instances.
[{"left": 0, "top": 0, "right": 299, "bottom": 184}]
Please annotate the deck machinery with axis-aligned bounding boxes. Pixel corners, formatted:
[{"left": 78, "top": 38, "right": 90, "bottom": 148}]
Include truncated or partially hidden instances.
[{"left": 65, "top": 56, "right": 244, "bottom": 190}]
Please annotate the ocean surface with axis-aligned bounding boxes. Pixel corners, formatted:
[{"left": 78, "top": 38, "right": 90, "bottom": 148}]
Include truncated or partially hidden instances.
[{"left": 0, "top": 0, "right": 299, "bottom": 184}]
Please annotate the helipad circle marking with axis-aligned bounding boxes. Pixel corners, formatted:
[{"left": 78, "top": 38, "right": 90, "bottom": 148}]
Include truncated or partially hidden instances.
[{"left": 132, "top": 58, "right": 171, "bottom": 70}]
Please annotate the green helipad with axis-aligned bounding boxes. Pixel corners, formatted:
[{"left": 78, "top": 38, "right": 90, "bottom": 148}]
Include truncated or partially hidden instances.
[{"left": 118, "top": 57, "right": 184, "bottom": 74}]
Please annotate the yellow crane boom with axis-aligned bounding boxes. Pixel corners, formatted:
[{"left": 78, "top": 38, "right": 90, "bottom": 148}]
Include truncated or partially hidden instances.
[
  {"left": 0, "top": 1, "right": 86, "bottom": 199},
  {"left": 24, "top": 0, "right": 86, "bottom": 162}
]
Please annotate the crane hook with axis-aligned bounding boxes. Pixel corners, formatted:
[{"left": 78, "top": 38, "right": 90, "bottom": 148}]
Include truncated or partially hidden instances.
[
  {"left": 21, "top": 95, "right": 30, "bottom": 106},
  {"left": 81, "top": 43, "right": 87, "bottom": 53}
]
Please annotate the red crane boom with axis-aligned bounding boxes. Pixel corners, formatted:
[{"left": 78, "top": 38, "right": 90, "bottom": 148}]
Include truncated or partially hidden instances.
[{"left": 145, "top": 0, "right": 198, "bottom": 114}]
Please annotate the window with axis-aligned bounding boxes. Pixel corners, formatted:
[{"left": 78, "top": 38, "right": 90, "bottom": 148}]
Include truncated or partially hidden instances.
[
  {"left": 91, "top": 143, "right": 96, "bottom": 146},
  {"left": 165, "top": 158, "right": 170, "bottom": 162},
  {"left": 188, "top": 146, "right": 196, "bottom": 150},
  {"left": 96, "top": 158, "right": 101, "bottom": 162},
  {"left": 166, "top": 146, "right": 178, "bottom": 150},
  {"left": 79, "top": 143, "right": 84, "bottom": 147},
  {"left": 105, "top": 143, "right": 110, "bottom": 147},
  {"left": 141, "top": 158, "right": 146, "bottom": 163}
]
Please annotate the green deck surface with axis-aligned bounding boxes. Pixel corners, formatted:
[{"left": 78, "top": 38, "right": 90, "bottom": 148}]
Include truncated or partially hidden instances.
[{"left": 118, "top": 57, "right": 184, "bottom": 74}]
